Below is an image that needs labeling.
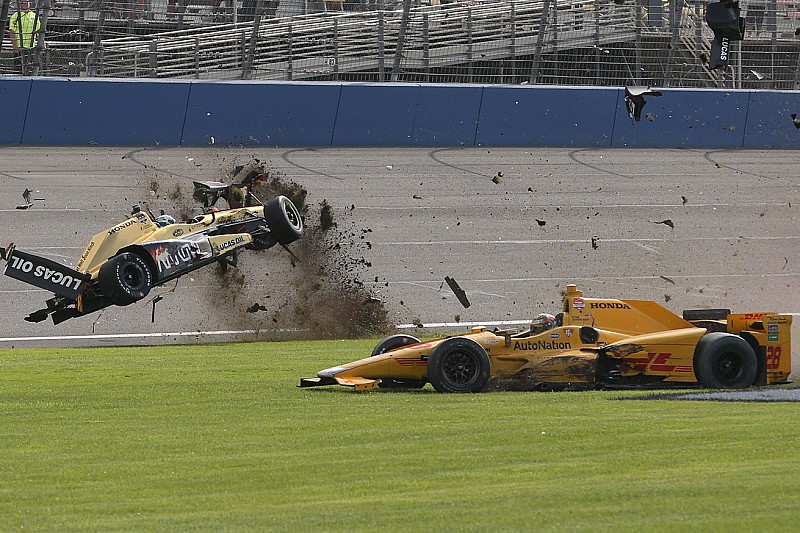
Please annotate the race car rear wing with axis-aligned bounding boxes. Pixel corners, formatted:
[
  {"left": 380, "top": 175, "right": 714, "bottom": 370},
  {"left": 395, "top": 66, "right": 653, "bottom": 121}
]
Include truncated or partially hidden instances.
[{"left": 1, "top": 244, "right": 90, "bottom": 301}]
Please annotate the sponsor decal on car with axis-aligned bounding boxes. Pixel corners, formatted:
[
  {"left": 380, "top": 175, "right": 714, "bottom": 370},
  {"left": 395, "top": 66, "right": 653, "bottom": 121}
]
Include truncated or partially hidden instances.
[
  {"left": 3, "top": 250, "right": 87, "bottom": 300},
  {"left": 172, "top": 228, "right": 184, "bottom": 237},
  {"left": 589, "top": 302, "right": 631, "bottom": 310},
  {"left": 212, "top": 235, "right": 246, "bottom": 254},
  {"left": 107, "top": 218, "right": 137, "bottom": 235},
  {"left": 75, "top": 240, "right": 96, "bottom": 271},
  {"left": 768, "top": 322, "right": 779, "bottom": 341},
  {"left": 513, "top": 340, "right": 572, "bottom": 351},
  {"left": 549, "top": 333, "right": 560, "bottom": 338},
  {"left": 573, "top": 297, "right": 585, "bottom": 311}
]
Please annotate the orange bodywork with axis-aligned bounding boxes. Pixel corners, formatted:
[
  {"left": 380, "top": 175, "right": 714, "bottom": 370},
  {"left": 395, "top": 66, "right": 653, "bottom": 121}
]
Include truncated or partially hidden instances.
[{"left": 300, "top": 284, "right": 792, "bottom": 392}]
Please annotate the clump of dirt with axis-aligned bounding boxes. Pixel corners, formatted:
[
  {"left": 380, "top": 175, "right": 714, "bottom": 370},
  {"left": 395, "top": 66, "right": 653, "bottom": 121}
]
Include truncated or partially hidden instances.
[{"left": 148, "top": 158, "right": 393, "bottom": 339}]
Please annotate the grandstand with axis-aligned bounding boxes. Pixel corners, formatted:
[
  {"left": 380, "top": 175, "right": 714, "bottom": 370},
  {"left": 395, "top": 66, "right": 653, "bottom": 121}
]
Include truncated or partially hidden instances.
[{"left": 2, "top": 0, "right": 799, "bottom": 89}]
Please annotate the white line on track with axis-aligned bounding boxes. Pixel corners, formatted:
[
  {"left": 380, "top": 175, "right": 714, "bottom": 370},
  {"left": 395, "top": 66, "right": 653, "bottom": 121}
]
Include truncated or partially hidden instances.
[
  {"left": 6, "top": 315, "right": 800, "bottom": 343},
  {"left": 379, "top": 236, "right": 800, "bottom": 246},
  {"left": 0, "top": 330, "right": 260, "bottom": 343}
]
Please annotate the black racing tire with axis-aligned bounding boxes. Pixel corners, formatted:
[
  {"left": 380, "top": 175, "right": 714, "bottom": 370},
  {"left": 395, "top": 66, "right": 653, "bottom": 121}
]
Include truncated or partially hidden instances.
[
  {"left": 264, "top": 195, "right": 303, "bottom": 245},
  {"left": 427, "top": 337, "right": 491, "bottom": 393},
  {"left": 371, "top": 334, "right": 421, "bottom": 356},
  {"left": 98, "top": 252, "right": 153, "bottom": 306},
  {"left": 693, "top": 332, "right": 758, "bottom": 389}
]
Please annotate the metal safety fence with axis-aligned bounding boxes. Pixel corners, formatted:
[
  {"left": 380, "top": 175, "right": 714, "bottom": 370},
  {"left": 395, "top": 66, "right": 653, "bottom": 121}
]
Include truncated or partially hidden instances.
[{"left": 2, "top": 0, "right": 799, "bottom": 89}]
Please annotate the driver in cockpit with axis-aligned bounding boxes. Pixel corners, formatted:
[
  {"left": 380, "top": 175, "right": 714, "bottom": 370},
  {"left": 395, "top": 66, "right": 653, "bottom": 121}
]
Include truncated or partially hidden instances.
[{"left": 530, "top": 313, "right": 556, "bottom": 335}]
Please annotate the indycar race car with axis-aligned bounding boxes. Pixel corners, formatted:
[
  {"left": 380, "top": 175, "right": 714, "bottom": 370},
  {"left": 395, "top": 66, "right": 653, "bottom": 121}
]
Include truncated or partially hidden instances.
[
  {"left": 300, "top": 284, "right": 792, "bottom": 392},
  {"left": 1, "top": 175, "right": 303, "bottom": 324}
]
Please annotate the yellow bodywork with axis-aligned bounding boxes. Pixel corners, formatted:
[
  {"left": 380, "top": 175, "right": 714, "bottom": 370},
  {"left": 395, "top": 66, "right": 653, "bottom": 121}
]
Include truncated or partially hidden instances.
[
  {"left": 74, "top": 207, "right": 263, "bottom": 277},
  {"left": 300, "top": 284, "right": 792, "bottom": 391}
]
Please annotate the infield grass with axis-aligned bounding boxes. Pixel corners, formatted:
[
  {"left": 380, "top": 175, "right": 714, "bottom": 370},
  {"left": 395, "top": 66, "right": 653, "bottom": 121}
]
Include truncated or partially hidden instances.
[{"left": 1, "top": 340, "right": 799, "bottom": 531}]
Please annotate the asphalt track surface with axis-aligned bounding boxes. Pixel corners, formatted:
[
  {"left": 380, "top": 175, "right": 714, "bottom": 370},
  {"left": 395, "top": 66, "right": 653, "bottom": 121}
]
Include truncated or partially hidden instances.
[{"left": 2, "top": 146, "right": 800, "bottom": 385}]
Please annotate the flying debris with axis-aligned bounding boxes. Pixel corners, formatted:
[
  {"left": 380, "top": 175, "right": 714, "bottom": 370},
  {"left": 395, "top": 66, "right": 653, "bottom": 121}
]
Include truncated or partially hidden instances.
[
  {"left": 492, "top": 172, "right": 503, "bottom": 184},
  {"left": 536, "top": 219, "right": 546, "bottom": 227},
  {"left": 654, "top": 219, "right": 675, "bottom": 229},
  {"left": 624, "top": 86, "right": 663, "bottom": 122},
  {"left": 444, "top": 276, "right": 471, "bottom": 308},
  {"left": 705, "top": 1, "right": 745, "bottom": 70},
  {"left": 791, "top": 114, "right": 800, "bottom": 129},
  {"left": 247, "top": 303, "right": 269, "bottom": 313},
  {"left": 591, "top": 236, "right": 599, "bottom": 250},
  {"left": 16, "top": 188, "right": 44, "bottom": 210}
]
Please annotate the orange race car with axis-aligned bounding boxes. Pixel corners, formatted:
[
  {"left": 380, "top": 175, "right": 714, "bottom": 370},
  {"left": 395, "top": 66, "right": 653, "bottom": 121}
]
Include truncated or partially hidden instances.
[{"left": 300, "top": 284, "right": 792, "bottom": 392}]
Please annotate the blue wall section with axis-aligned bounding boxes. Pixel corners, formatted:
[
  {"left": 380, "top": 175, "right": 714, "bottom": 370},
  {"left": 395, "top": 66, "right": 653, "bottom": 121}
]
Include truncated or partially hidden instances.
[
  {"left": 23, "top": 78, "right": 190, "bottom": 145},
  {"left": 412, "top": 85, "right": 482, "bottom": 146},
  {"left": 476, "top": 86, "right": 618, "bottom": 147},
  {"left": 0, "top": 77, "right": 32, "bottom": 144},
  {"left": 333, "top": 84, "right": 420, "bottom": 146},
  {"left": 611, "top": 89, "right": 750, "bottom": 148},
  {"left": 182, "top": 81, "right": 341, "bottom": 146},
  {"left": 1, "top": 77, "right": 798, "bottom": 148},
  {"left": 742, "top": 91, "right": 800, "bottom": 148}
]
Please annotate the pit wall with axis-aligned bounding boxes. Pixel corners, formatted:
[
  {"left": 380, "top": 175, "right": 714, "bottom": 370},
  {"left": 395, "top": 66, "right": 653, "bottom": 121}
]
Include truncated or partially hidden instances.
[{"left": 1, "top": 77, "right": 799, "bottom": 148}]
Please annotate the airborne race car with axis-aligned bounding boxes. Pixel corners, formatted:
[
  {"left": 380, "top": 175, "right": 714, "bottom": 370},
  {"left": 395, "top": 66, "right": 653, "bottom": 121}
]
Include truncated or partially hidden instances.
[
  {"left": 300, "top": 284, "right": 793, "bottom": 392},
  {"left": 1, "top": 176, "right": 303, "bottom": 324}
]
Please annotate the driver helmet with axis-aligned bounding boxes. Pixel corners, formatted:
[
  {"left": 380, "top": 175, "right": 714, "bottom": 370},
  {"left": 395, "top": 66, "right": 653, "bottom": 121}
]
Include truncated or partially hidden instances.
[
  {"left": 530, "top": 313, "right": 556, "bottom": 335},
  {"left": 156, "top": 214, "right": 176, "bottom": 227}
]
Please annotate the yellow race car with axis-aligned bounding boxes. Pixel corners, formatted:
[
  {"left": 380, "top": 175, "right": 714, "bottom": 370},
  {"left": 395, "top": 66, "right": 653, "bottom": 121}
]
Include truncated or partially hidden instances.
[
  {"left": 2, "top": 174, "right": 303, "bottom": 324},
  {"left": 300, "top": 284, "right": 792, "bottom": 392}
]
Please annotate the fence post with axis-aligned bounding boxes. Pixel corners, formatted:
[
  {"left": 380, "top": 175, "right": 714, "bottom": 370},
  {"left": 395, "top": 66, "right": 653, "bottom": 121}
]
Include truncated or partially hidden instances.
[
  {"left": 32, "top": 0, "right": 51, "bottom": 76},
  {"left": 194, "top": 37, "right": 200, "bottom": 79},
  {"left": 391, "top": 0, "right": 412, "bottom": 81},
  {"left": 423, "top": 13, "right": 429, "bottom": 82},
  {"left": 242, "top": 0, "right": 266, "bottom": 79},
  {"left": 530, "top": 0, "right": 552, "bottom": 84},
  {"left": 149, "top": 39, "right": 158, "bottom": 78},
  {"left": 378, "top": 10, "right": 385, "bottom": 81}
]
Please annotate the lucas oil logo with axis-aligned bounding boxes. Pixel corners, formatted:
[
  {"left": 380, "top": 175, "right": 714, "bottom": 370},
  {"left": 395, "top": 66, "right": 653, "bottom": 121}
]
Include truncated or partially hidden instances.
[
  {"left": 213, "top": 235, "right": 246, "bottom": 254},
  {"left": 6, "top": 255, "right": 83, "bottom": 291}
]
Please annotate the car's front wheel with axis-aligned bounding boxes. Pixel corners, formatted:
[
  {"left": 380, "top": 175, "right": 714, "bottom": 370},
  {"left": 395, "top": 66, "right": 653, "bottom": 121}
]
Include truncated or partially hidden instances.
[
  {"left": 427, "top": 337, "right": 491, "bottom": 393},
  {"left": 98, "top": 252, "right": 153, "bottom": 306}
]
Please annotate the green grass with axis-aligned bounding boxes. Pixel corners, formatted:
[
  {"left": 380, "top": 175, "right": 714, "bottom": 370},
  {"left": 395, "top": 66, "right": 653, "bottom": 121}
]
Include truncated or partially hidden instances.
[{"left": 1, "top": 340, "right": 799, "bottom": 531}]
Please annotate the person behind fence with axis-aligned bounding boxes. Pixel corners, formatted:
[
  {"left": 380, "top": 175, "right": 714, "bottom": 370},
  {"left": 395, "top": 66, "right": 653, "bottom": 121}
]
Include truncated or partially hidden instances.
[{"left": 8, "top": 0, "right": 43, "bottom": 73}]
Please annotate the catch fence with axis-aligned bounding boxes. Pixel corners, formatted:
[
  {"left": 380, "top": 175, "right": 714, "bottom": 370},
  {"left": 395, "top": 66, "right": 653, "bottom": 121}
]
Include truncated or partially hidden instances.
[{"left": 2, "top": 0, "right": 799, "bottom": 89}]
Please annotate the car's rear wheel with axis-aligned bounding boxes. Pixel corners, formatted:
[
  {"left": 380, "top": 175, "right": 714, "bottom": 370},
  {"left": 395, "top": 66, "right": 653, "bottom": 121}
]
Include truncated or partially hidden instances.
[
  {"left": 264, "top": 196, "right": 303, "bottom": 245},
  {"left": 371, "top": 334, "right": 420, "bottom": 356},
  {"left": 98, "top": 252, "right": 153, "bottom": 306},
  {"left": 693, "top": 332, "right": 758, "bottom": 389},
  {"left": 427, "top": 337, "right": 490, "bottom": 393}
]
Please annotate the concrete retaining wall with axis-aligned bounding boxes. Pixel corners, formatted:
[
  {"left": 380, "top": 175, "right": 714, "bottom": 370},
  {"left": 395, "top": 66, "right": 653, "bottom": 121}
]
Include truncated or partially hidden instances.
[{"left": 1, "top": 77, "right": 798, "bottom": 148}]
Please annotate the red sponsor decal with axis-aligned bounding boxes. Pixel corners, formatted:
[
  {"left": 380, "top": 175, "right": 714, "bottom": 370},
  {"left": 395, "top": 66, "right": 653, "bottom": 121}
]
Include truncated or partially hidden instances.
[
  {"left": 394, "top": 358, "right": 427, "bottom": 367},
  {"left": 766, "top": 346, "right": 782, "bottom": 370},
  {"left": 624, "top": 352, "right": 676, "bottom": 373}
]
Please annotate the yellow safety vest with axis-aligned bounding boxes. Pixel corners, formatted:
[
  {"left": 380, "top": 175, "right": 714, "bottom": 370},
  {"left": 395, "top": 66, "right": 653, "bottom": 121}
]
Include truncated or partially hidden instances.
[{"left": 8, "top": 11, "right": 40, "bottom": 49}]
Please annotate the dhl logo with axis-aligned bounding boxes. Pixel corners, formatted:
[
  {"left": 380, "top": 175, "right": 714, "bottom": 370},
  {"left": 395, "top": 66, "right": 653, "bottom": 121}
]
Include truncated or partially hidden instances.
[{"left": 623, "top": 352, "right": 692, "bottom": 373}]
